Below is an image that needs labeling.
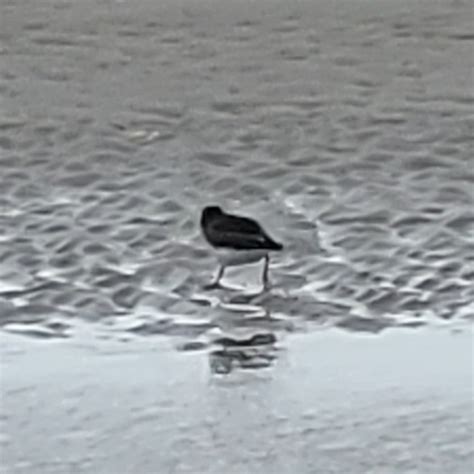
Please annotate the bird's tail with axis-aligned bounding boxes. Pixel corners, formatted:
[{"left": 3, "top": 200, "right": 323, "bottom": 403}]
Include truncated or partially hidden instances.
[{"left": 265, "top": 236, "right": 283, "bottom": 251}]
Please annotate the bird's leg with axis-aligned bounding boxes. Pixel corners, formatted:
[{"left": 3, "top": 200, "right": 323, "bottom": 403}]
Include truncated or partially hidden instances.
[
  {"left": 214, "top": 264, "right": 225, "bottom": 286},
  {"left": 262, "top": 255, "right": 270, "bottom": 289},
  {"left": 205, "top": 264, "right": 225, "bottom": 290}
]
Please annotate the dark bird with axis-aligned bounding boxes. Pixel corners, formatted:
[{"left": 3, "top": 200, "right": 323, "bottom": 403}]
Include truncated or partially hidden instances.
[{"left": 200, "top": 206, "right": 283, "bottom": 289}]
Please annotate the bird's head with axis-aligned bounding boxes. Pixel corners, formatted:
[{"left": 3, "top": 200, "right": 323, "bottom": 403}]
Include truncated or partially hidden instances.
[{"left": 201, "top": 205, "right": 223, "bottom": 225}]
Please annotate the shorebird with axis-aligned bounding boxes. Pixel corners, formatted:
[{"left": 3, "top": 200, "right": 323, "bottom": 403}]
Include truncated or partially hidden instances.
[{"left": 200, "top": 206, "right": 283, "bottom": 289}]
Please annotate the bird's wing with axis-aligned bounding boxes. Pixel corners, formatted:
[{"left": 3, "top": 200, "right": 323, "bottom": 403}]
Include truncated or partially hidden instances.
[
  {"left": 207, "top": 215, "right": 270, "bottom": 250},
  {"left": 217, "top": 215, "right": 262, "bottom": 233}
]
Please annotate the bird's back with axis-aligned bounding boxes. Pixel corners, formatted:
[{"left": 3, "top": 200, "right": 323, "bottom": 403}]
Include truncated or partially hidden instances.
[{"left": 202, "top": 209, "right": 283, "bottom": 251}]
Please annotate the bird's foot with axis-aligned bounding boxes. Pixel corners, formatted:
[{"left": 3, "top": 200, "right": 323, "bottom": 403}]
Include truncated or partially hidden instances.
[{"left": 203, "top": 281, "right": 223, "bottom": 291}]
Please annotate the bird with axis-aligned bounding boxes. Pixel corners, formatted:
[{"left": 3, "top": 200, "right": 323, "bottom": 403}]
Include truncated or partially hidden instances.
[{"left": 200, "top": 205, "right": 283, "bottom": 289}]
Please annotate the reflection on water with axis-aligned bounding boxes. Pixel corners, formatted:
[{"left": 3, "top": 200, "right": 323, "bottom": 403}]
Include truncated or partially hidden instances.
[
  {"left": 209, "top": 332, "right": 278, "bottom": 374},
  {"left": 210, "top": 348, "right": 277, "bottom": 373}
]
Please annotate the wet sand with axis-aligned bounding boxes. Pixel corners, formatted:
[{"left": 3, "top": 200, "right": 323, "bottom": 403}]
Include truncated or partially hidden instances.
[
  {"left": 1, "top": 326, "right": 473, "bottom": 473},
  {"left": 0, "top": 0, "right": 473, "bottom": 334}
]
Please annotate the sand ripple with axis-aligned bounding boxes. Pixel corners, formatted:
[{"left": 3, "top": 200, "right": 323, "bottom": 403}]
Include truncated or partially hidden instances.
[{"left": 0, "top": 0, "right": 473, "bottom": 342}]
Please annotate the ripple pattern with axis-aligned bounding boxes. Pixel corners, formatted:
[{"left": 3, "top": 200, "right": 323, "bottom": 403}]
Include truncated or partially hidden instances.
[{"left": 0, "top": 0, "right": 473, "bottom": 340}]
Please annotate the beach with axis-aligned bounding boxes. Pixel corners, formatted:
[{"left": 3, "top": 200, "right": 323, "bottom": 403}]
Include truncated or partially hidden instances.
[{"left": 0, "top": 0, "right": 473, "bottom": 472}]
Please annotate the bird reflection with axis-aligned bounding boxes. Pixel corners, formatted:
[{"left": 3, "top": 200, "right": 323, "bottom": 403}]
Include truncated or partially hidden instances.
[{"left": 208, "top": 332, "right": 278, "bottom": 375}]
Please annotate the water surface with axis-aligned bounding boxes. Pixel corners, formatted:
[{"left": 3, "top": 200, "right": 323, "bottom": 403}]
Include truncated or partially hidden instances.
[{"left": 1, "top": 327, "right": 472, "bottom": 473}]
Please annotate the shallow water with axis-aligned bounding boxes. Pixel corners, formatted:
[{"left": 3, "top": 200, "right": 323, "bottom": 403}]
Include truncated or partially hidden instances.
[
  {"left": 0, "top": 0, "right": 473, "bottom": 340},
  {"left": 1, "top": 327, "right": 473, "bottom": 473}
]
